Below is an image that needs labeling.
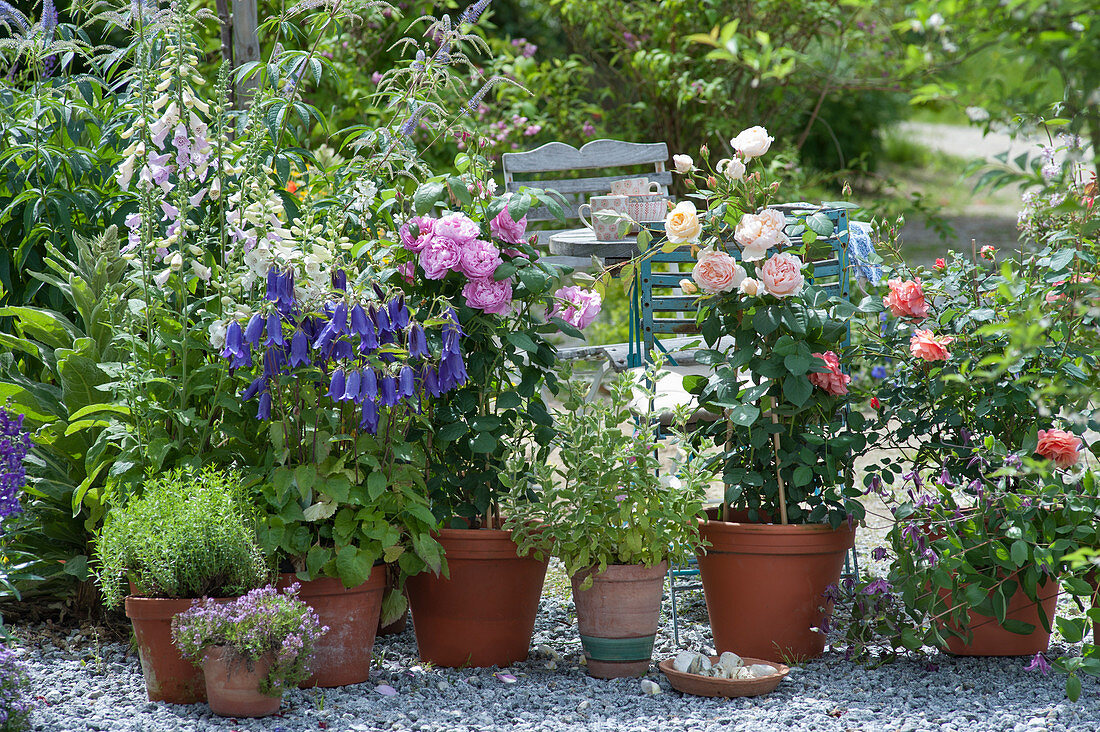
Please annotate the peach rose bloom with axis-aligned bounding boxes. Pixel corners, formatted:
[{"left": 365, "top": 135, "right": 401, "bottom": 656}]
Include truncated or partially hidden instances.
[
  {"left": 883, "top": 278, "right": 930, "bottom": 319},
  {"left": 909, "top": 329, "right": 954, "bottom": 361},
  {"left": 665, "top": 201, "right": 703, "bottom": 244},
  {"left": 808, "top": 351, "right": 851, "bottom": 396},
  {"left": 735, "top": 209, "right": 788, "bottom": 261},
  {"left": 692, "top": 248, "right": 745, "bottom": 294},
  {"left": 759, "top": 252, "right": 804, "bottom": 298},
  {"left": 1036, "top": 429, "right": 1083, "bottom": 468}
]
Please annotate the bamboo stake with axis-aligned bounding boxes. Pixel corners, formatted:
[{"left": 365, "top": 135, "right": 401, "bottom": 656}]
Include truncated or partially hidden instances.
[
  {"left": 770, "top": 399, "right": 788, "bottom": 525},
  {"left": 723, "top": 408, "right": 733, "bottom": 523}
]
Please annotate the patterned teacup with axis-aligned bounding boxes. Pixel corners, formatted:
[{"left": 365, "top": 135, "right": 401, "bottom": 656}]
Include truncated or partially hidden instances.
[
  {"left": 579, "top": 195, "right": 629, "bottom": 241},
  {"left": 627, "top": 194, "right": 670, "bottom": 223},
  {"left": 610, "top": 178, "right": 662, "bottom": 196}
]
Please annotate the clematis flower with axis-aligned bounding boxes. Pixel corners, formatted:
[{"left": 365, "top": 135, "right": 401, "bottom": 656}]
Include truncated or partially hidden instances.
[
  {"left": 1025, "top": 653, "right": 1051, "bottom": 676},
  {"left": 288, "top": 330, "right": 311, "bottom": 368},
  {"left": 399, "top": 365, "right": 416, "bottom": 398},
  {"left": 244, "top": 313, "right": 264, "bottom": 348},
  {"left": 343, "top": 369, "right": 362, "bottom": 403},
  {"left": 265, "top": 312, "right": 284, "bottom": 347},
  {"left": 408, "top": 325, "right": 428, "bottom": 359},
  {"left": 380, "top": 375, "right": 398, "bottom": 407},
  {"left": 361, "top": 370, "right": 378, "bottom": 402},
  {"left": 360, "top": 398, "right": 379, "bottom": 434},
  {"left": 256, "top": 391, "right": 272, "bottom": 420},
  {"left": 240, "top": 376, "right": 265, "bottom": 402},
  {"left": 327, "top": 369, "right": 346, "bottom": 401}
]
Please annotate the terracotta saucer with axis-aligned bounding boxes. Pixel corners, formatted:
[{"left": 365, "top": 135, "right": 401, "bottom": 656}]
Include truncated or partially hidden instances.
[{"left": 658, "top": 656, "right": 789, "bottom": 698}]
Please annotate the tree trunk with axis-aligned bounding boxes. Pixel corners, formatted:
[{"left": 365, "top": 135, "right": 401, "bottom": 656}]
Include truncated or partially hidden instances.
[{"left": 231, "top": 0, "right": 260, "bottom": 107}]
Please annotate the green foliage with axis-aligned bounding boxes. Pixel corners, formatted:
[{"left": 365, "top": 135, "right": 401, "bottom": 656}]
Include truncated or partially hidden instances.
[
  {"left": 95, "top": 467, "right": 269, "bottom": 608},
  {"left": 503, "top": 364, "right": 712, "bottom": 585}
]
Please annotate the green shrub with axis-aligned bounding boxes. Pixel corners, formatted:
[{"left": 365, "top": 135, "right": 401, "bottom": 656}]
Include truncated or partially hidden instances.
[{"left": 95, "top": 467, "right": 269, "bottom": 607}]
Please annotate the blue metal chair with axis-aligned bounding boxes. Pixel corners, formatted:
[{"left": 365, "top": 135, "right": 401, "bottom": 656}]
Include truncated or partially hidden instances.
[{"left": 626, "top": 204, "right": 860, "bottom": 646}]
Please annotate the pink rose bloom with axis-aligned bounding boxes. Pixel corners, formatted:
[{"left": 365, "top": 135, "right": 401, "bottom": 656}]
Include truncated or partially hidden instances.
[
  {"left": 808, "top": 351, "right": 850, "bottom": 396},
  {"left": 398, "top": 261, "right": 415, "bottom": 284},
  {"left": 548, "top": 286, "right": 603, "bottom": 330},
  {"left": 490, "top": 205, "right": 528, "bottom": 245},
  {"left": 909, "top": 329, "right": 954, "bottom": 361},
  {"left": 735, "top": 209, "right": 789, "bottom": 261},
  {"left": 458, "top": 239, "right": 502, "bottom": 280},
  {"left": 462, "top": 277, "right": 513, "bottom": 315},
  {"left": 760, "top": 252, "right": 805, "bottom": 298},
  {"left": 434, "top": 212, "right": 481, "bottom": 245},
  {"left": 418, "top": 235, "right": 462, "bottom": 280},
  {"left": 883, "top": 278, "right": 930, "bottom": 319},
  {"left": 1036, "top": 428, "right": 1083, "bottom": 468},
  {"left": 691, "top": 248, "right": 745, "bottom": 294},
  {"left": 399, "top": 215, "right": 435, "bottom": 253}
]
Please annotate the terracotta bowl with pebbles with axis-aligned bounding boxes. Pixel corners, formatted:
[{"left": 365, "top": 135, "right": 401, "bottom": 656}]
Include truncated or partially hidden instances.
[{"left": 658, "top": 656, "right": 789, "bottom": 698}]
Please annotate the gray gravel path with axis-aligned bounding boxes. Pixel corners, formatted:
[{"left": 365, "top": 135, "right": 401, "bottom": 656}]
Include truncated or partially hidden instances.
[{"left": 12, "top": 559, "right": 1100, "bottom": 732}]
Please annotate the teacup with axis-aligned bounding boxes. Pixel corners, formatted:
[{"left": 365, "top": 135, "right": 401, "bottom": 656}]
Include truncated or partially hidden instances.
[
  {"left": 610, "top": 178, "right": 662, "bottom": 196},
  {"left": 627, "top": 194, "right": 670, "bottom": 223},
  {"left": 579, "top": 194, "right": 628, "bottom": 241}
]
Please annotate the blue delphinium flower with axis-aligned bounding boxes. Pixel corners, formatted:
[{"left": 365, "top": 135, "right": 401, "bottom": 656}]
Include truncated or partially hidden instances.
[
  {"left": 871, "top": 365, "right": 887, "bottom": 379},
  {"left": 0, "top": 404, "right": 30, "bottom": 523}
]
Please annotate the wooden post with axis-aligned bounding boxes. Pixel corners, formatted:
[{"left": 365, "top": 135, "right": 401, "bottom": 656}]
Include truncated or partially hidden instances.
[
  {"left": 770, "top": 400, "right": 788, "bottom": 525},
  {"left": 214, "top": 0, "right": 234, "bottom": 107},
  {"left": 231, "top": 0, "right": 260, "bottom": 106}
]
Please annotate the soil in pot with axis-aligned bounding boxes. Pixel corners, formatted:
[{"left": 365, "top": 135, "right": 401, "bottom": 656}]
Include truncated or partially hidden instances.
[
  {"left": 276, "top": 567, "right": 385, "bottom": 687},
  {"left": 406, "top": 527, "right": 548, "bottom": 668},
  {"left": 202, "top": 646, "right": 282, "bottom": 718},
  {"left": 697, "top": 512, "right": 854, "bottom": 661},
  {"left": 942, "top": 576, "right": 1060, "bottom": 656},
  {"left": 571, "top": 562, "right": 668, "bottom": 679},
  {"left": 125, "top": 595, "right": 233, "bottom": 704}
]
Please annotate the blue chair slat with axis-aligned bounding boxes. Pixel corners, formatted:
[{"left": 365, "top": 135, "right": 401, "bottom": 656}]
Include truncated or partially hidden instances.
[
  {"left": 647, "top": 273, "right": 690, "bottom": 286},
  {"left": 650, "top": 296, "right": 700, "bottom": 311}
]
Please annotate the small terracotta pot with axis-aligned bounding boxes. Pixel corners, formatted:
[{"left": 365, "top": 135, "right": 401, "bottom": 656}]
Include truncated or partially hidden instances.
[
  {"left": 697, "top": 516, "right": 854, "bottom": 660},
  {"left": 942, "top": 576, "right": 1060, "bottom": 656},
  {"left": 202, "top": 646, "right": 282, "bottom": 718},
  {"left": 571, "top": 562, "right": 668, "bottom": 678},
  {"left": 276, "top": 568, "right": 385, "bottom": 687},
  {"left": 406, "top": 527, "right": 548, "bottom": 667},
  {"left": 125, "top": 595, "right": 232, "bottom": 704}
]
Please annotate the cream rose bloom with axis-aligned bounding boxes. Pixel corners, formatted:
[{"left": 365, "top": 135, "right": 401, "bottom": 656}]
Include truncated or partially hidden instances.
[
  {"left": 672, "top": 154, "right": 694, "bottom": 174},
  {"left": 738, "top": 277, "right": 761, "bottom": 296},
  {"left": 719, "top": 157, "right": 746, "bottom": 180},
  {"left": 735, "top": 209, "right": 789, "bottom": 261},
  {"left": 692, "top": 248, "right": 745, "bottom": 294},
  {"left": 665, "top": 201, "right": 703, "bottom": 244},
  {"left": 730, "top": 126, "right": 773, "bottom": 159}
]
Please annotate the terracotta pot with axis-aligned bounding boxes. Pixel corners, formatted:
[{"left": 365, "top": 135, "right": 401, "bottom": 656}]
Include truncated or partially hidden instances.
[
  {"left": 942, "top": 576, "right": 1060, "bottom": 656},
  {"left": 697, "top": 517, "right": 854, "bottom": 660},
  {"left": 406, "top": 527, "right": 548, "bottom": 667},
  {"left": 125, "top": 595, "right": 230, "bottom": 704},
  {"left": 276, "top": 568, "right": 385, "bottom": 687},
  {"left": 378, "top": 607, "right": 409, "bottom": 636},
  {"left": 571, "top": 562, "right": 668, "bottom": 678},
  {"left": 202, "top": 646, "right": 282, "bottom": 718}
]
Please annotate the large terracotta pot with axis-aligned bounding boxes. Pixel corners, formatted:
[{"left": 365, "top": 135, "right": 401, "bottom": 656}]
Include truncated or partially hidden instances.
[
  {"left": 125, "top": 595, "right": 226, "bottom": 704},
  {"left": 202, "top": 646, "right": 282, "bottom": 718},
  {"left": 697, "top": 517, "right": 854, "bottom": 660},
  {"left": 276, "top": 568, "right": 385, "bottom": 687},
  {"left": 942, "top": 576, "right": 1060, "bottom": 656},
  {"left": 571, "top": 562, "right": 668, "bottom": 679},
  {"left": 406, "top": 527, "right": 548, "bottom": 667}
]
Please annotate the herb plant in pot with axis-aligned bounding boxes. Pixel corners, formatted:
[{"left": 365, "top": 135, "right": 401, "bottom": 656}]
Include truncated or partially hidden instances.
[
  {"left": 173, "top": 584, "right": 326, "bottom": 717},
  {"left": 221, "top": 266, "right": 465, "bottom": 687},
  {"left": 95, "top": 467, "right": 269, "bottom": 704},
  {"left": 505, "top": 366, "right": 713, "bottom": 678},
  {"left": 649, "top": 127, "right": 866, "bottom": 660},
  {"left": 393, "top": 169, "right": 602, "bottom": 667}
]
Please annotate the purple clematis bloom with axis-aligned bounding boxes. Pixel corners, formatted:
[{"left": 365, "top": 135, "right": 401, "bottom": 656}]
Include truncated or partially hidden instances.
[
  {"left": 327, "top": 369, "right": 346, "bottom": 401},
  {"left": 399, "top": 365, "right": 416, "bottom": 398},
  {"left": 265, "top": 312, "right": 285, "bottom": 347},
  {"left": 360, "top": 397, "right": 379, "bottom": 434},
  {"left": 389, "top": 296, "right": 410, "bottom": 329},
  {"left": 380, "top": 375, "right": 398, "bottom": 407},
  {"left": 332, "top": 268, "right": 347, "bottom": 291},
  {"left": 244, "top": 313, "right": 265, "bottom": 347},
  {"left": 240, "top": 376, "right": 265, "bottom": 402},
  {"left": 361, "top": 370, "right": 378, "bottom": 402},
  {"left": 408, "top": 324, "right": 428, "bottom": 359},
  {"left": 257, "top": 391, "right": 272, "bottom": 420},
  {"left": 343, "top": 369, "right": 362, "bottom": 403},
  {"left": 424, "top": 367, "right": 440, "bottom": 398},
  {"left": 332, "top": 303, "right": 349, "bottom": 335},
  {"left": 289, "top": 330, "right": 311, "bottom": 368},
  {"left": 1025, "top": 653, "right": 1051, "bottom": 676}
]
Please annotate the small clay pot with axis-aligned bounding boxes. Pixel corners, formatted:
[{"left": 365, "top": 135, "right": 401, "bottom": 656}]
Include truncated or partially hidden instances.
[
  {"left": 571, "top": 562, "right": 668, "bottom": 678},
  {"left": 202, "top": 646, "right": 282, "bottom": 718},
  {"left": 276, "top": 568, "right": 386, "bottom": 688},
  {"left": 942, "top": 576, "right": 1060, "bottom": 656},
  {"left": 406, "top": 527, "right": 548, "bottom": 668}
]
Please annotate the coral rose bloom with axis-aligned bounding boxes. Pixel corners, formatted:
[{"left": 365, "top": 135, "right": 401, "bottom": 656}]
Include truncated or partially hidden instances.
[
  {"left": 909, "top": 329, "right": 954, "bottom": 361},
  {"left": 692, "top": 248, "right": 744, "bottom": 294},
  {"left": 665, "top": 201, "right": 703, "bottom": 244},
  {"left": 759, "top": 252, "right": 804, "bottom": 298},
  {"left": 883, "top": 278, "right": 930, "bottom": 319},
  {"left": 1036, "top": 429, "right": 1083, "bottom": 468},
  {"left": 808, "top": 351, "right": 851, "bottom": 396}
]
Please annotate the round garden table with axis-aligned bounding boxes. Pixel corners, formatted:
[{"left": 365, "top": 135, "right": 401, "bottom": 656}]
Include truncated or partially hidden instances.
[{"left": 547, "top": 227, "right": 642, "bottom": 266}]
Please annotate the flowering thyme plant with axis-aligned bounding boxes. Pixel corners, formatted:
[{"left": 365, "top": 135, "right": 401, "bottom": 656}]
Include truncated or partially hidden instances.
[
  {"left": 632, "top": 127, "right": 865, "bottom": 526},
  {"left": 0, "top": 645, "right": 33, "bottom": 732},
  {"left": 502, "top": 363, "right": 713, "bottom": 588},
  {"left": 0, "top": 406, "right": 28, "bottom": 527},
  {"left": 172, "top": 584, "right": 327, "bottom": 696}
]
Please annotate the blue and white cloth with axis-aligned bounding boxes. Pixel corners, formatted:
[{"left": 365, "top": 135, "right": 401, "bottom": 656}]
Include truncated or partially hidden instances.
[{"left": 848, "top": 221, "right": 882, "bottom": 284}]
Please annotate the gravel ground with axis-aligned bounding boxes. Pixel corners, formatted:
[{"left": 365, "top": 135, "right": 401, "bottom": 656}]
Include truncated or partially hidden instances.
[{"left": 11, "top": 552, "right": 1100, "bottom": 732}]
